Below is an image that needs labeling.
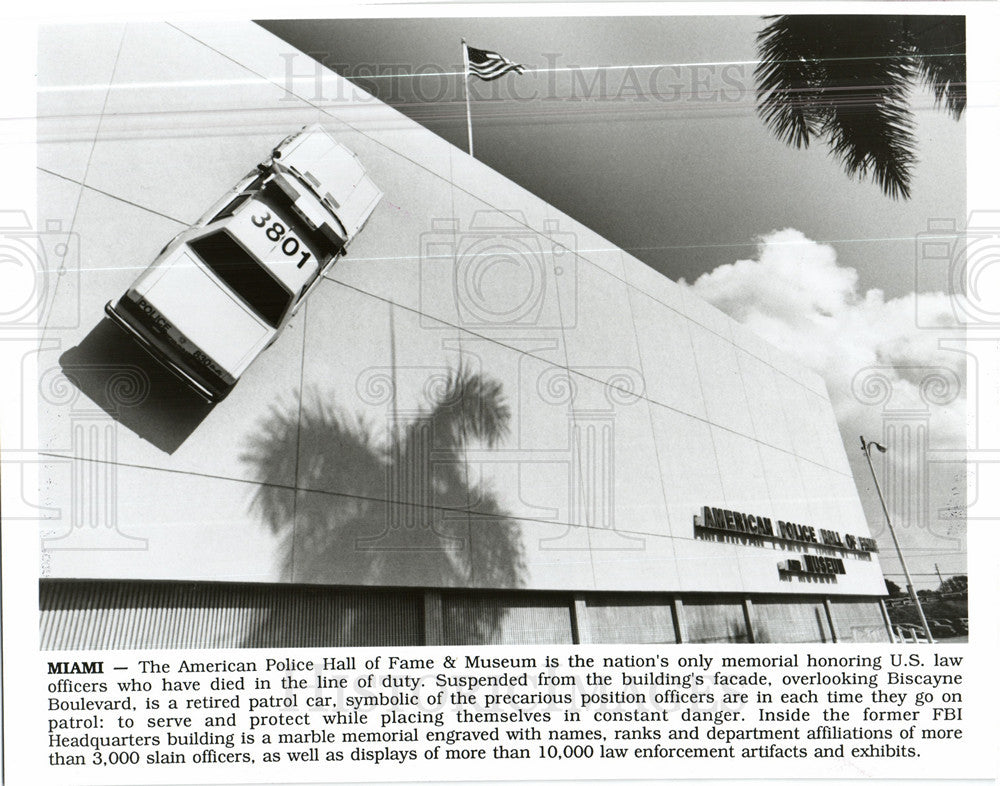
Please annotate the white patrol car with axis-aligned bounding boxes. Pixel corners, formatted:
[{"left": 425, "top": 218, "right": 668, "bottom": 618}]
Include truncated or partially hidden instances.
[{"left": 105, "top": 125, "right": 382, "bottom": 402}]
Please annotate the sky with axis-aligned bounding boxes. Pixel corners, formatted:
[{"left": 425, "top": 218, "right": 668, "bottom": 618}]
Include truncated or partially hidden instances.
[
  {"left": 260, "top": 15, "right": 966, "bottom": 298},
  {"left": 261, "top": 15, "right": 968, "bottom": 589}
]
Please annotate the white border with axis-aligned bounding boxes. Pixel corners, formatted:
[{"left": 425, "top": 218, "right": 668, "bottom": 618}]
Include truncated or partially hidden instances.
[{"left": 2, "top": 3, "right": 997, "bottom": 785}]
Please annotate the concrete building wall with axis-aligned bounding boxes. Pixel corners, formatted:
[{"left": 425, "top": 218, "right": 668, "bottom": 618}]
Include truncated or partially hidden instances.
[
  {"left": 37, "top": 22, "right": 886, "bottom": 608},
  {"left": 39, "top": 580, "right": 888, "bottom": 649}
]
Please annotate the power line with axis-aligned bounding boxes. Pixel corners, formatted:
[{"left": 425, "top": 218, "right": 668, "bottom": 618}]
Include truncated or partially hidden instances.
[{"left": 882, "top": 572, "right": 965, "bottom": 577}]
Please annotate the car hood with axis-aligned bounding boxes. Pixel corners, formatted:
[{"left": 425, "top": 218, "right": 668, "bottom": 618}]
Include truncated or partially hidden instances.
[{"left": 132, "top": 249, "right": 274, "bottom": 376}]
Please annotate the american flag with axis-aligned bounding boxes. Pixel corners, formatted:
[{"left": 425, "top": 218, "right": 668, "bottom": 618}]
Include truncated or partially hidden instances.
[{"left": 466, "top": 44, "right": 526, "bottom": 81}]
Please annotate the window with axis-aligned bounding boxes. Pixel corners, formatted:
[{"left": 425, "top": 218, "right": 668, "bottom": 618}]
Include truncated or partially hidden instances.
[
  {"left": 441, "top": 592, "right": 574, "bottom": 645},
  {"left": 587, "top": 595, "right": 678, "bottom": 644},
  {"left": 188, "top": 232, "right": 291, "bottom": 328},
  {"left": 682, "top": 599, "right": 750, "bottom": 643}
]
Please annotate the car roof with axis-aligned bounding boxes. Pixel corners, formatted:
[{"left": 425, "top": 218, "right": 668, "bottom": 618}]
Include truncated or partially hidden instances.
[{"left": 214, "top": 197, "right": 322, "bottom": 296}]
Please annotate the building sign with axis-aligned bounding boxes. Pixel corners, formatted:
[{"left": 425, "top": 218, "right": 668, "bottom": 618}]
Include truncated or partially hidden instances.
[
  {"left": 778, "top": 556, "right": 847, "bottom": 581},
  {"left": 694, "top": 506, "right": 878, "bottom": 554},
  {"left": 694, "top": 506, "right": 880, "bottom": 584}
]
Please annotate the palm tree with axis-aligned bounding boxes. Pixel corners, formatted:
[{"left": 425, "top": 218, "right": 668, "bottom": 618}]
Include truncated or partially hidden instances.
[{"left": 754, "top": 15, "right": 965, "bottom": 199}]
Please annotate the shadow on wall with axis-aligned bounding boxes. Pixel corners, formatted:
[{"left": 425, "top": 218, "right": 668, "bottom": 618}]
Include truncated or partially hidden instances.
[
  {"left": 687, "top": 618, "right": 751, "bottom": 644},
  {"left": 729, "top": 618, "right": 751, "bottom": 644},
  {"left": 58, "top": 319, "right": 212, "bottom": 453},
  {"left": 240, "top": 365, "right": 526, "bottom": 645}
]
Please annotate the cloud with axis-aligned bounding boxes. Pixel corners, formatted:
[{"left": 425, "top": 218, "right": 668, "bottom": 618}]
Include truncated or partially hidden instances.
[{"left": 682, "top": 229, "right": 966, "bottom": 572}]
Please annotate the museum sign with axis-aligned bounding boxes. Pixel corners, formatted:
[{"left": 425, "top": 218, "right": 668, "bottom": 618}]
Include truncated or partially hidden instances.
[{"left": 693, "top": 506, "right": 879, "bottom": 583}]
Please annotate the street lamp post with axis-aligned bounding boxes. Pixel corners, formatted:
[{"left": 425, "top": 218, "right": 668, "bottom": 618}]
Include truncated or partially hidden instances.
[{"left": 860, "top": 436, "right": 935, "bottom": 643}]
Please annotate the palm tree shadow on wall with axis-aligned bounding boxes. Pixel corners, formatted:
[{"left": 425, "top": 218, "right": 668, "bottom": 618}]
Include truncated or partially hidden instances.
[{"left": 239, "top": 365, "right": 526, "bottom": 646}]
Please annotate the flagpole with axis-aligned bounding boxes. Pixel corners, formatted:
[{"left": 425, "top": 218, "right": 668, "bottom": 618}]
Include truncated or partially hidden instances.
[{"left": 461, "top": 38, "right": 474, "bottom": 157}]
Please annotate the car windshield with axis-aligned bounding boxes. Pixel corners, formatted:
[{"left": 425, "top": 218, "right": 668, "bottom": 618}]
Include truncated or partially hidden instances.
[{"left": 188, "top": 231, "right": 291, "bottom": 328}]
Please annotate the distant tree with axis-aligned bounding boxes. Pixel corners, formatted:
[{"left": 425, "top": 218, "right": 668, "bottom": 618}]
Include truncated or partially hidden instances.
[
  {"left": 754, "top": 15, "right": 965, "bottom": 199},
  {"left": 938, "top": 575, "right": 968, "bottom": 595},
  {"left": 884, "top": 579, "right": 903, "bottom": 597},
  {"left": 917, "top": 588, "right": 936, "bottom": 600}
]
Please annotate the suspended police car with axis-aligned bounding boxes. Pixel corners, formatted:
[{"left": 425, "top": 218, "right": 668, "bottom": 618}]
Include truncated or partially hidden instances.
[{"left": 105, "top": 125, "right": 382, "bottom": 402}]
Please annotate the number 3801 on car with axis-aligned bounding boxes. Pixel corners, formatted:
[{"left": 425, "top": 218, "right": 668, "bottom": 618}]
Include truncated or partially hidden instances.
[{"left": 105, "top": 124, "right": 382, "bottom": 402}]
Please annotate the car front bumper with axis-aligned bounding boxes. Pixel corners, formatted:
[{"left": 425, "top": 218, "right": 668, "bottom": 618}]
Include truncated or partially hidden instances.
[{"left": 104, "top": 299, "right": 233, "bottom": 403}]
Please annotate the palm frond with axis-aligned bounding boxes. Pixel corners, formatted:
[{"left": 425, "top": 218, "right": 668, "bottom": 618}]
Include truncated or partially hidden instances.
[
  {"left": 754, "top": 15, "right": 958, "bottom": 199},
  {"left": 817, "top": 17, "right": 918, "bottom": 199},
  {"left": 907, "top": 16, "right": 966, "bottom": 119},
  {"left": 427, "top": 363, "right": 510, "bottom": 449},
  {"left": 755, "top": 16, "right": 829, "bottom": 148}
]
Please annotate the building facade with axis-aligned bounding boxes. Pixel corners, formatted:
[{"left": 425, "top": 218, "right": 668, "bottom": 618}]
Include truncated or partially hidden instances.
[{"left": 36, "top": 21, "right": 890, "bottom": 648}]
